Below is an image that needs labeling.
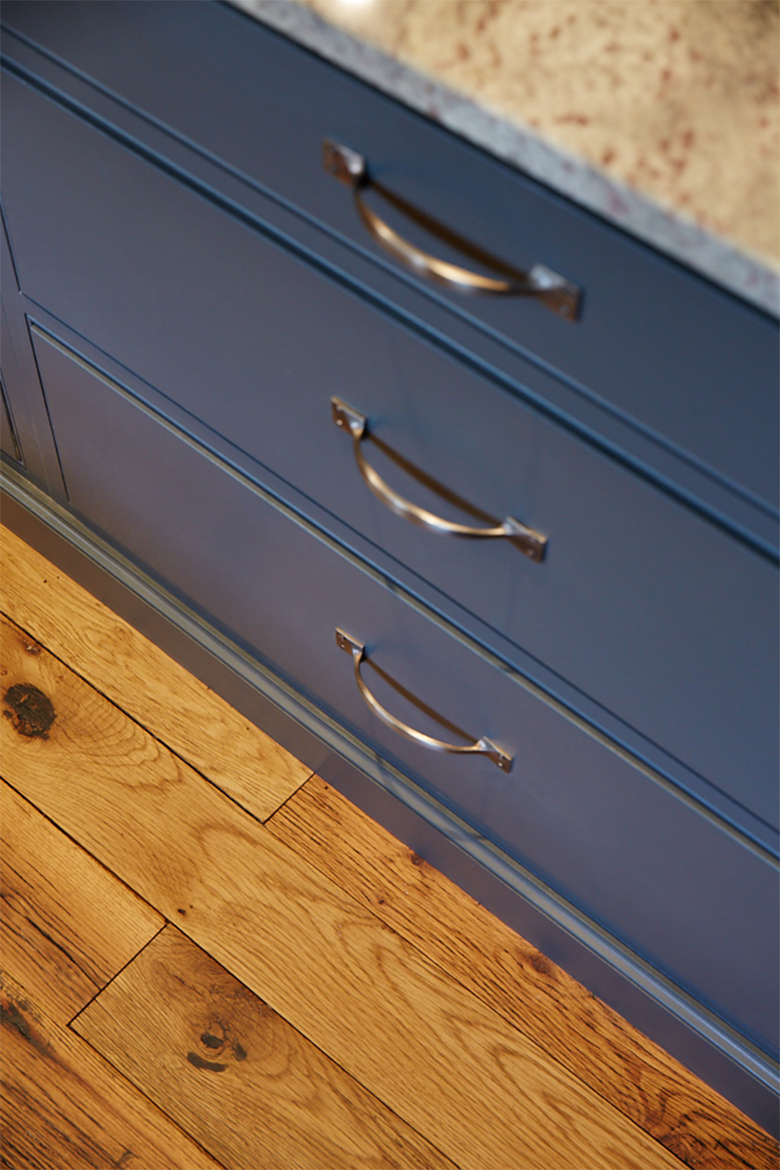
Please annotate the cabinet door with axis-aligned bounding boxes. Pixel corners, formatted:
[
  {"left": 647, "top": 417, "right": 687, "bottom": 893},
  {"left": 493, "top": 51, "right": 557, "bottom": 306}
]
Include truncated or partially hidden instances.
[{"left": 30, "top": 323, "right": 780, "bottom": 1061}]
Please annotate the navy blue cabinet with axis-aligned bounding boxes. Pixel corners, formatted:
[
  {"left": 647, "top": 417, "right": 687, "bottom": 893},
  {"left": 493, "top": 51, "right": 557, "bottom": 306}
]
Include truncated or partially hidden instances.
[
  {"left": 2, "top": 71, "right": 777, "bottom": 829},
  {"left": 1, "top": 0, "right": 778, "bottom": 1129},
  {"left": 3, "top": 0, "right": 778, "bottom": 513}
]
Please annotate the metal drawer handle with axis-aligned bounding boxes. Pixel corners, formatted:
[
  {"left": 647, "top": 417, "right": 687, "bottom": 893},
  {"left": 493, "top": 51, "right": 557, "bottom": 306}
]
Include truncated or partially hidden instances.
[
  {"left": 332, "top": 397, "right": 547, "bottom": 562},
  {"left": 323, "top": 138, "right": 581, "bottom": 321},
  {"left": 336, "top": 628, "right": 512, "bottom": 772}
]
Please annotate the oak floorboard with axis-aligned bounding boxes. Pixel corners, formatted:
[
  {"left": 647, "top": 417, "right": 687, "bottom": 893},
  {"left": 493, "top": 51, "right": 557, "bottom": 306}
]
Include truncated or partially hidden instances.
[
  {"left": 0, "top": 613, "right": 685, "bottom": 1170},
  {"left": 1, "top": 778, "right": 163, "bottom": 1026},
  {"left": 0, "top": 969, "right": 223, "bottom": 1170},
  {"left": 267, "top": 775, "right": 780, "bottom": 1170},
  {"left": 73, "top": 925, "right": 456, "bottom": 1170},
  {"left": 0, "top": 522, "right": 311, "bottom": 820}
]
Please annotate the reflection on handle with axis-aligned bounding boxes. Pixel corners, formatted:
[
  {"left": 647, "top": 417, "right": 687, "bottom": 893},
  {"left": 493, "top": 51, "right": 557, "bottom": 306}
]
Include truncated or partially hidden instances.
[
  {"left": 336, "top": 628, "right": 513, "bottom": 771},
  {"left": 332, "top": 397, "right": 547, "bottom": 562},
  {"left": 323, "top": 138, "right": 581, "bottom": 321}
]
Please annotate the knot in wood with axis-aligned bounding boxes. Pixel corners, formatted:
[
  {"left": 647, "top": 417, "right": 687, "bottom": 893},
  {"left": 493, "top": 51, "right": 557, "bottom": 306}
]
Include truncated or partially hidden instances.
[
  {"left": 528, "top": 951, "right": 554, "bottom": 978},
  {"left": 3, "top": 683, "right": 56, "bottom": 739}
]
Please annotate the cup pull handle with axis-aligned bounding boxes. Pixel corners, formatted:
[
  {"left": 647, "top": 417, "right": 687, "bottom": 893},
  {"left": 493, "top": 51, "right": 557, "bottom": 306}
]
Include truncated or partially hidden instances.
[
  {"left": 323, "top": 138, "right": 581, "bottom": 321},
  {"left": 336, "top": 628, "right": 512, "bottom": 772},
  {"left": 332, "top": 397, "right": 547, "bottom": 562}
]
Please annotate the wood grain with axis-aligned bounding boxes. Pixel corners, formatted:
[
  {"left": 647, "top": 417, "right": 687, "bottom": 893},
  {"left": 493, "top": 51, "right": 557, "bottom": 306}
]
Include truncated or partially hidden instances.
[
  {"left": 0, "top": 969, "right": 223, "bottom": 1170},
  {"left": 74, "top": 925, "right": 456, "bottom": 1170},
  {"left": 267, "top": 775, "right": 780, "bottom": 1170},
  {"left": 0, "top": 612, "right": 685, "bottom": 1170},
  {"left": 1, "top": 779, "right": 163, "bottom": 1025},
  {"left": 0, "top": 522, "right": 311, "bottom": 819}
]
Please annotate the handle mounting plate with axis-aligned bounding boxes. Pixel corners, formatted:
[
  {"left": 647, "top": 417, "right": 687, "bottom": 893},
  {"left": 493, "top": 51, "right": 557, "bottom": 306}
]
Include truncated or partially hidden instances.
[{"left": 323, "top": 139, "right": 366, "bottom": 186}]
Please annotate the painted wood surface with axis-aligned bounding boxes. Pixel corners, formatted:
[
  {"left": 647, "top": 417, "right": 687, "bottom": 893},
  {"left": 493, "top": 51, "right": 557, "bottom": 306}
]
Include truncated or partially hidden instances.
[
  {"left": 268, "top": 775, "right": 780, "bottom": 1170},
  {"left": 0, "top": 971, "right": 223, "bottom": 1170},
  {"left": 0, "top": 612, "right": 685, "bottom": 1170},
  {"left": 0, "top": 777, "right": 163, "bottom": 1025},
  {"left": 73, "top": 925, "right": 456, "bottom": 1170},
  {"left": 3, "top": 0, "right": 778, "bottom": 508},
  {"left": 7, "top": 62, "right": 776, "bottom": 819},
  {"left": 0, "top": 383, "right": 21, "bottom": 464},
  {"left": 0, "top": 523, "right": 311, "bottom": 820}
]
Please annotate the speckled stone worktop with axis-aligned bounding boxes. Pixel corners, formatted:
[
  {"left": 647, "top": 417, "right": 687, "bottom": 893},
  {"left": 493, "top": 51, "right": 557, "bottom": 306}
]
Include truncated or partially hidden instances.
[{"left": 233, "top": 0, "right": 779, "bottom": 315}]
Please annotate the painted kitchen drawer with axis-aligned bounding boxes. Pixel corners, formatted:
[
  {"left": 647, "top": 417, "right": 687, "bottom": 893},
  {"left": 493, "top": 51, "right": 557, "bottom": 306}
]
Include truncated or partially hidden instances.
[
  {"left": 2, "top": 0, "right": 778, "bottom": 510},
  {"left": 29, "top": 321, "right": 780, "bottom": 1059},
  {"left": 5, "top": 78, "right": 778, "bottom": 830}
]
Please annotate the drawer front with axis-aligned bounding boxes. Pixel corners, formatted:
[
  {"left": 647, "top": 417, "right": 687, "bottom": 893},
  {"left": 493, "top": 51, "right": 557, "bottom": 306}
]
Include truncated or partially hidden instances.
[
  {"left": 30, "top": 324, "right": 780, "bottom": 1057},
  {"left": 5, "top": 78, "right": 778, "bottom": 829},
  {"left": 3, "top": 0, "right": 778, "bottom": 509}
]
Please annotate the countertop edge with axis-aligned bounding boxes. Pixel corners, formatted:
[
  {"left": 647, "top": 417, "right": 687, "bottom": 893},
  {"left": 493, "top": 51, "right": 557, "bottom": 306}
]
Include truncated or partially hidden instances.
[{"left": 231, "top": 0, "right": 780, "bottom": 318}]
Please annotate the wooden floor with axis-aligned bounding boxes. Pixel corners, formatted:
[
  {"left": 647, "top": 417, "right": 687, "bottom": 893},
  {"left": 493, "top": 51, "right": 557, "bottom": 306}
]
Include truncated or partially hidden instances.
[{"left": 1, "top": 523, "right": 777, "bottom": 1170}]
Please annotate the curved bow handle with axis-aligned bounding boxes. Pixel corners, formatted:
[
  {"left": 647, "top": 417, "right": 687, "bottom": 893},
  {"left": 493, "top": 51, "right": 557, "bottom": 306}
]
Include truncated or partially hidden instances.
[
  {"left": 332, "top": 398, "right": 547, "bottom": 562},
  {"left": 323, "top": 139, "right": 581, "bottom": 321},
  {"left": 336, "top": 629, "right": 513, "bottom": 772}
]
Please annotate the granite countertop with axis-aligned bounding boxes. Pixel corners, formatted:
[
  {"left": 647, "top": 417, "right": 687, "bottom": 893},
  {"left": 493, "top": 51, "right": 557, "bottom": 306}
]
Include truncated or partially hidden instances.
[{"left": 233, "top": 0, "right": 780, "bottom": 316}]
